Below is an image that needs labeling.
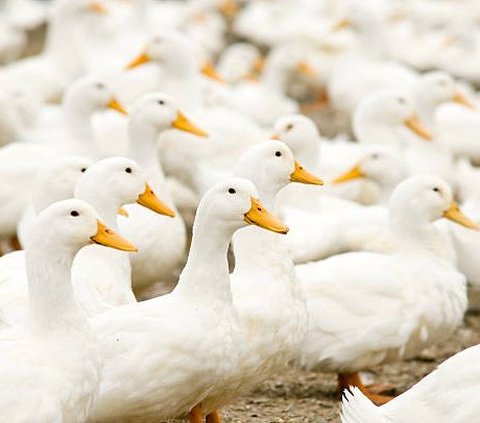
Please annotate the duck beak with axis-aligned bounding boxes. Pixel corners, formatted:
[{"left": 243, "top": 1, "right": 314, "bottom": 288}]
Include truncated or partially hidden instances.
[
  {"left": 290, "top": 160, "right": 324, "bottom": 185},
  {"left": 172, "top": 111, "right": 208, "bottom": 137},
  {"left": 333, "top": 18, "right": 352, "bottom": 31},
  {"left": 218, "top": 0, "right": 238, "bottom": 19},
  {"left": 117, "top": 207, "right": 129, "bottom": 217},
  {"left": 270, "top": 134, "right": 280, "bottom": 140},
  {"left": 125, "top": 51, "right": 150, "bottom": 70},
  {"left": 89, "top": 1, "right": 108, "bottom": 14},
  {"left": 137, "top": 183, "right": 176, "bottom": 218},
  {"left": 107, "top": 98, "right": 128, "bottom": 115},
  {"left": 443, "top": 201, "right": 479, "bottom": 230},
  {"left": 296, "top": 60, "right": 316, "bottom": 76},
  {"left": 91, "top": 220, "right": 138, "bottom": 251},
  {"left": 453, "top": 92, "right": 475, "bottom": 110},
  {"left": 404, "top": 115, "right": 433, "bottom": 141},
  {"left": 201, "top": 62, "right": 225, "bottom": 83},
  {"left": 332, "top": 163, "right": 364, "bottom": 183},
  {"left": 244, "top": 197, "right": 289, "bottom": 234}
]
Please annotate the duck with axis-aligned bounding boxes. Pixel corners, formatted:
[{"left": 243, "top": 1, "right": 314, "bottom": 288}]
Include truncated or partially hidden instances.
[
  {"left": 297, "top": 175, "right": 476, "bottom": 404},
  {"left": 88, "top": 178, "right": 288, "bottom": 422},
  {"left": 0, "top": 198, "right": 136, "bottom": 421},
  {"left": 200, "top": 140, "right": 323, "bottom": 421},
  {"left": 341, "top": 344, "right": 480, "bottom": 423},
  {"left": 117, "top": 92, "right": 208, "bottom": 294},
  {"left": 0, "top": 157, "right": 174, "bottom": 324},
  {"left": 71, "top": 157, "right": 175, "bottom": 315},
  {"left": 216, "top": 42, "right": 264, "bottom": 84}
]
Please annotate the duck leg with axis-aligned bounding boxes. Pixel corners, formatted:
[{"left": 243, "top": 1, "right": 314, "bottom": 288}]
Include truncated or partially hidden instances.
[
  {"left": 337, "top": 372, "right": 394, "bottom": 405},
  {"left": 206, "top": 410, "right": 222, "bottom": 423},
  {"left": 189, "top": 404, "right": 203, "bottom": 423}
]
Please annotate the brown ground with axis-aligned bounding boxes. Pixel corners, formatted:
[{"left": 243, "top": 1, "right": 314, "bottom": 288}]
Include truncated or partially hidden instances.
[{"left": 219, "top": 292, "right": 480, "bottom": 423}]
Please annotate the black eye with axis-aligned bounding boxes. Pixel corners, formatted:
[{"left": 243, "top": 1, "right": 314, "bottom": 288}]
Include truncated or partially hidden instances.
[
  {"left": 228, "top": 188, "right": 236, "bottom": 194},
  {"left": 125, "top": 167, "right": 132, "bottom": 174},
  {"left": 158, "top": 100, "right": 165, "bottom": 106},
  {"left": 397, "top": 97, "right": 406, "bottom": 104},
  {"left": 371, "top": 154, "right": 379, "bottom": 160},
  {"left": 275, "top": 151, "right": 282, "bottom": 157},
  {"left": 96, "top": 82, "right": 105, "bottom": 89},
  {"left": 70, "top": 210, "right": 79, "bottom": 217},
  {"left": 81, "top": 167, "right": 87, "bottom": 173},
  {"left": 433, "top": 187, "right": 440, "bottom": 192},
  {"left": 286, "top": 124, "right": 294, "bottom": 131}
]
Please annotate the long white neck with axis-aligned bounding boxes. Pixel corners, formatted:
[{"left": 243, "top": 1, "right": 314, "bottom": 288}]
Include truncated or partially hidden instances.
[
  {"left": 390, "top": 210, "right": 453, "bottom": 260},
  {"left": 127, "top": 117, "right": 170, "bottom": 200},
  {"left": 294, "top": 139, "right": 320, "bottom": 170},
  {"left": 355, "top": 119, "right": 406, "bottom": 149},
  {"left": 26, "top": 239, "right": 85, "bottom": 335},
  {"left": 174, "top": 214, "right": 233, "bottom": 304}
]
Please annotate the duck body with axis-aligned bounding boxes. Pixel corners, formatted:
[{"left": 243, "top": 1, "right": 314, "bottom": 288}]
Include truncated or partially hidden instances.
[{"left": 341, "top": 344, "right": 480, "bottom": 423}]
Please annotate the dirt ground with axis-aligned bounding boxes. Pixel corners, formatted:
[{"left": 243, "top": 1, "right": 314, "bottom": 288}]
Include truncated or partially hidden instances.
[{"left": 219, "top": 291, "right": 480, "bottom": 423}]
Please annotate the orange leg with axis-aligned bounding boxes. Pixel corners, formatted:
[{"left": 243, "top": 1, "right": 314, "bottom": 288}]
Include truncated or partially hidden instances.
[
  {"left": 206, "top": 410, "right": 222, "bottom": 423},
  {"left": 189, "top": 403, "right": 203, "bottom": 423},
  {"left": 337, "top": 372, "right": 394, "bottom": 405}
]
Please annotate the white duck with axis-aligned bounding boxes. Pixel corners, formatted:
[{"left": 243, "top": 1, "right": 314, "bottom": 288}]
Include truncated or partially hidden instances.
[
  {"left": 201, "top": 140, "right": 323, "bottom": 421},
  {"left": 118, "top": 92, "right": 207, "bottom": 294},
  {"left": 341, "top": 344, "right": 480, "bottom": 423},
  {"left": 216, "top": 42, "right": 264, "bottom": 84},
  {"left": 0, "top": 198, "right": 135, "bottom": 421},
  {"left": 88, "top": 178, "right": 288, "bottom": 422},
  {"left": 298, "top": 175, "right": 476, "bottom": 404},
  {"left": 72, "top": 157, "right": 175, "bottom": 315}
]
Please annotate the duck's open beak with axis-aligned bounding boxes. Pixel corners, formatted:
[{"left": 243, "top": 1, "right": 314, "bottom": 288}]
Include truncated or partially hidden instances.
[
  {"left": 118, "top": 207, "right": 129, "bottom": 217},
  {"left": 137, "top": 183, "right": 176, "bottom": 218},
  {"left": 332, "top": 163, "right": 364, "bottom": 183},
  {"left": 91, "top": 220, "right": 138, "bottom": 251},
  {"left": 89, "top": 1, "right": 108, "bottom": 14},
  {"left": 404, "top": 115, "right": 433, "bottom": 141},
  {"left": 443, "top": 201, "right": 479, "bottom": 230},
  {"left": 172, "top": 111, "right": 208, "bottom": 137},
  {"left": 201, "top": 62, "right": 225, "bottom": 83},
  {"left": 125, "top": 51, "right": 150, "bottom": 70},
  {"left": 244, "top": 197, "right": 289, "bottom": 234},
  {"left": 290, "top": 160, "right": 324, "bottom": 185},
  {"left": 296, "top": 60, "right": 316, "bottom": 77},
  {"left": 453, "top": 92, "right": 475, "bottom": 110},
  {"left": 107, "top": 98, "right": 128, "bottom": 115}
]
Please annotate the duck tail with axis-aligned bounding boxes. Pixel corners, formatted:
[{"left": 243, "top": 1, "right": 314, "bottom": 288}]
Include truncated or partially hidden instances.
[{"left": 340, "top": 387, "right": 389, "bottom": 423}]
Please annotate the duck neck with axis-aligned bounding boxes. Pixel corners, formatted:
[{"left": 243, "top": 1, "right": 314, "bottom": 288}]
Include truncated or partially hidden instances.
[
  {"left": 295, "top": 139, "right": 320, "bottom": 170},
  {"left": 76, "top": 192, "right": 119, "bottom": 231},
  {"left": 175, "top": 214, "right": 233, "bottom": 304},
  {"left": 355, "top": 118, "right": 405, "bottom": 149},
  {"left": 26, "top": 240, "right": 84, "bottom": 335},
  {"left": 390, "top": 211, "right": 450, "bottom": 258},
  {"left": 127, "top": 117, "right": 168, "bottom": 197},
  {"left": 261, "top": 65, "right": 290, "bottom": 93}
]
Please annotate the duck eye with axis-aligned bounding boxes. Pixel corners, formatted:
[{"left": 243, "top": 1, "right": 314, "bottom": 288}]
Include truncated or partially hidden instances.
[
  {"left": 96, "top": 83, "right": 105, "bottom": 90},
  {"left": 125, "top": 167, "right": 132, "bottom": 174},
  {"left": 433, "top": 187, "right": 440, "bottom": 193},
  {"left": 371, "top": 154, "right": 379, "bottom": 160},
  {"left": 397, "top": 97, "right": 406, "bottom": 104},
  {"left": 158, "top": 100, "right": 165, "bottom": 106},
  {"left": 228, "top": 188, "right": 236, "bottom": 194},
  {"left": 286, "top": 124, "right": 294, "bottom": 131},
  {"left": 70, "top": 210, "right": 79, "bottom": 217},
  {"left": 275, "top": 151, "right": 282, "bottom": 157},
  {"left": 81, "top": 168, "right": 87, "bottom": 173}
]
